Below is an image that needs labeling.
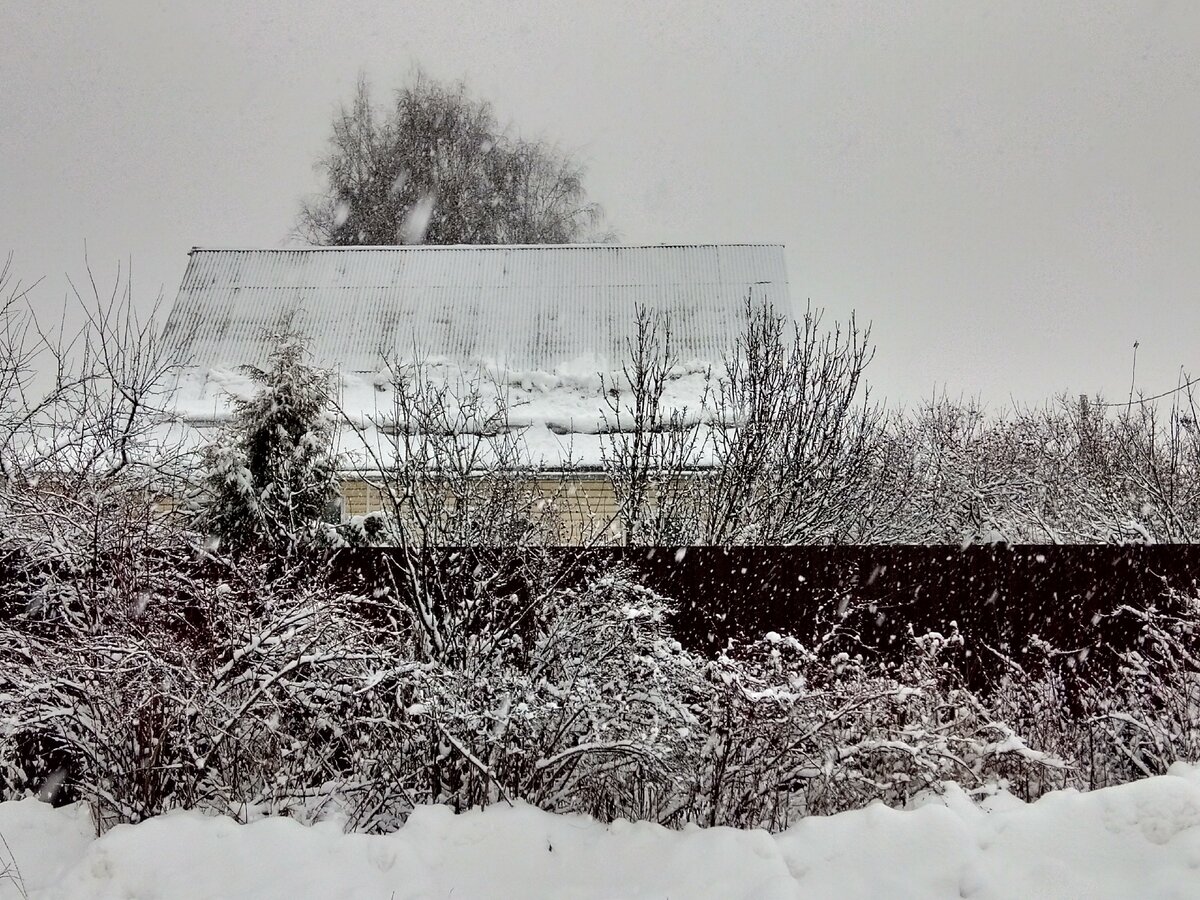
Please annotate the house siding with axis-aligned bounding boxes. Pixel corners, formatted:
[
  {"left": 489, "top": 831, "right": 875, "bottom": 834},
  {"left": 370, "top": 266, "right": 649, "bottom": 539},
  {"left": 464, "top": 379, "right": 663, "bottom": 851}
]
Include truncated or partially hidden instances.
[{"left": 338, "top": 473, "right": 624, "bottom": 545}]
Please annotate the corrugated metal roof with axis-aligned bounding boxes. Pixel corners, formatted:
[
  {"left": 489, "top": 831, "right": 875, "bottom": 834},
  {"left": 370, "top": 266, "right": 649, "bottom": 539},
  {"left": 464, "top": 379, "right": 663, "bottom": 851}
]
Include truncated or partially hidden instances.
[{"left": 161, "top": 244, "right": 790, "bottom": 373}]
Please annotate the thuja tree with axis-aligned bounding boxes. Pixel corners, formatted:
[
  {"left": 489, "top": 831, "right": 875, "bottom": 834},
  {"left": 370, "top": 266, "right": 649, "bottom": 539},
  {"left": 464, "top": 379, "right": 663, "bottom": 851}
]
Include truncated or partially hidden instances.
[{"left": 193, "top": 326, "right": 342, "bottom": 555}]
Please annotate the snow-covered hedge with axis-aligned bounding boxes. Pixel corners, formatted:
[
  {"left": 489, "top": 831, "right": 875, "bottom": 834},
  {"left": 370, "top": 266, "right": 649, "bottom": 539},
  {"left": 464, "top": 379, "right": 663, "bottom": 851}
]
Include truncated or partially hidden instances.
[{"left": 3, "top": 542, "right": 1197, "bottom": 832}]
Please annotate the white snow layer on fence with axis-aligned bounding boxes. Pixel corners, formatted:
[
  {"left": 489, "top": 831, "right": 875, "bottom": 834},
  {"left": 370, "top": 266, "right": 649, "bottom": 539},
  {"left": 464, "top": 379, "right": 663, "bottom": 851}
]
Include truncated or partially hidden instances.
[{"left": 3, "top": 764, "right": 1200, "bottom": 899}]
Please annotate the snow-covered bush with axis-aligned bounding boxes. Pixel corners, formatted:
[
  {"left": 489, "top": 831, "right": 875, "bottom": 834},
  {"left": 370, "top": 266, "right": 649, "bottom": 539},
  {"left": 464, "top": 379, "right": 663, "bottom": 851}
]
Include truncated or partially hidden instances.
[
  {"left": 878, "top": 388, "right": 1200, "bottom": 544},
  {"left": 0, "top": 556, "right": 406, "bottom": 831},
  {"left": 4, "top": 533, "right": 1197, "bottom": 832},
  {"left": 700, "top": 585, "right": 1200, "bottom": 819},
  {"left": 687, "top": 610, "right": 1068, "bottom": 829},
  {"left": 980, "top": 591, "right": 1200, "bottom": 794},
  {"left": 0, "top": 553, "right": 706, "bottom": 831},
  {"left": 0, "top": 259, "right": 202, "bottom": 816},
  {"left": 370, "top": 568, "right": 704, "bottom": 823}
]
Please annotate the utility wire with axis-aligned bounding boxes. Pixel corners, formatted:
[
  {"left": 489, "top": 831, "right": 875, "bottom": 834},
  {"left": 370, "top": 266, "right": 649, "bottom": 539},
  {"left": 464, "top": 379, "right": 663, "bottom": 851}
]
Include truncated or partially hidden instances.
[{"left": 1097, "top": 374, "right": 1200, "bottom": 408}]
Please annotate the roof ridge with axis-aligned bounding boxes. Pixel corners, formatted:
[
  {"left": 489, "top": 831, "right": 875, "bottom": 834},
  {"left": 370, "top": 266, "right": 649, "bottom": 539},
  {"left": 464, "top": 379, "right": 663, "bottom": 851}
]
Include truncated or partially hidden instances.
[{"left": 189, "top": 242, "right": 787, "bottom": 253}]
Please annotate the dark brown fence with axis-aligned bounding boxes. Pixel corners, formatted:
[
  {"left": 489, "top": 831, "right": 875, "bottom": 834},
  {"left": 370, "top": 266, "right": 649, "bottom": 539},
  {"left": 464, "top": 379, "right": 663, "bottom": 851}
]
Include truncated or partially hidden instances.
[{"left": 332, "top": 544, "right": 1200, "bottom": 680}]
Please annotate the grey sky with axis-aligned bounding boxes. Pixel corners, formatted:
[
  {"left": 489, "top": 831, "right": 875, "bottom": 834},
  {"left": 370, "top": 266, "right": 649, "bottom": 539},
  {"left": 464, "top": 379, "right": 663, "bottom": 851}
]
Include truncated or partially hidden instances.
[{"left": 2, "top": 0, "right": 1197, "bottom": 407}]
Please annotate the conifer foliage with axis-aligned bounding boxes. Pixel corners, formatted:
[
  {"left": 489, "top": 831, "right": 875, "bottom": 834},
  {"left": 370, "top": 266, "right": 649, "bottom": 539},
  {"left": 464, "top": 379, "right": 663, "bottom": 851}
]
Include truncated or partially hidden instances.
[{"left": 194, "top": 324, "right": 342, "bottom": 555}]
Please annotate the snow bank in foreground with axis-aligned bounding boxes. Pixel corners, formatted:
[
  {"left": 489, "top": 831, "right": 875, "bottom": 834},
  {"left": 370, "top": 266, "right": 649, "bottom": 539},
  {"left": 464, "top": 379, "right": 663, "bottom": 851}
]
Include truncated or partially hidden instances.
[{"left": 3, "top": 766, "right": 1200, "bottom": 899}]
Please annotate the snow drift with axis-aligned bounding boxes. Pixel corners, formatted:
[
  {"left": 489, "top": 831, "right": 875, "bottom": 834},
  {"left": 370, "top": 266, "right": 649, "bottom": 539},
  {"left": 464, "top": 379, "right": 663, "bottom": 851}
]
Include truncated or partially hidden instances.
[{"left": 3, "top": 765, "right": 1200, "bottom": 899}]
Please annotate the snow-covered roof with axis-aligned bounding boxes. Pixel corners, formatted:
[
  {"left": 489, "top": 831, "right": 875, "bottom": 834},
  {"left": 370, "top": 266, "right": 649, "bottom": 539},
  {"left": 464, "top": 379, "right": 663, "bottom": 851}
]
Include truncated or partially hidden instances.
[
  {"left": 161, "top": 244, "right": 790, "bottom": 373},
  {"left": 163, "top": 244, "right": 790, "bottom": 469}
]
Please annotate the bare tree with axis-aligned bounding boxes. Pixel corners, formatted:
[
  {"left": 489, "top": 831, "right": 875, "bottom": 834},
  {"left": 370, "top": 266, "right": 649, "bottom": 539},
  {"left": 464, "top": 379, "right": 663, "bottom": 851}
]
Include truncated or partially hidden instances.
[
  {"left": 0, "top": 256, "right": 190, "bottom": 633},
  {"left": 333, "top": 361, "right": 561, "bottom": 662},
  {"left": 298, "top": 73, "right": 606, "bottom": 246},
  {"left": 697, "top": 300, "right": 885, "bottom": 545},
  {"left": 600, "top": 306, "right": 710, "bottom": 545}
]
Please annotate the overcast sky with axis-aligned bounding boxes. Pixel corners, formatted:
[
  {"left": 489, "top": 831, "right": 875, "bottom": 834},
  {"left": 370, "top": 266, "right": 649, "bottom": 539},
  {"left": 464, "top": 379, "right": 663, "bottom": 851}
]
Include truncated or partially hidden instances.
[{"left": 2, "top": 0, "right": 1197, "bottom": 406}]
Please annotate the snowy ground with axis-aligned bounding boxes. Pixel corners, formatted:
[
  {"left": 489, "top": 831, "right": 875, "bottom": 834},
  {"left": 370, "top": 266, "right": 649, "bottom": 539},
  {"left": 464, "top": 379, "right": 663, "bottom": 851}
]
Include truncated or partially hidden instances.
[{"left": 3, "top": 766, "right": 1200, "bottom": 899}]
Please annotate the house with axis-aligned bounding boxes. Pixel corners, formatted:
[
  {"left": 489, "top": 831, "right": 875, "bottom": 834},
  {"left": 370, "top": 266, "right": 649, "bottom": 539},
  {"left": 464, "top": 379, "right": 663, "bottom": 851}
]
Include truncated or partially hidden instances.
[{"left": 161, "top": 244, "right": 792, "bottom": 543}]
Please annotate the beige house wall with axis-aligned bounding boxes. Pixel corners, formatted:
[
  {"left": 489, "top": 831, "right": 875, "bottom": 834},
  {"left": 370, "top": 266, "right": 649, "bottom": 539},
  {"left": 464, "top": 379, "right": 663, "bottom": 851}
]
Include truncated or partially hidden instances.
[{"left": 337, "top": 473, "right": 625, "bottom": 545}]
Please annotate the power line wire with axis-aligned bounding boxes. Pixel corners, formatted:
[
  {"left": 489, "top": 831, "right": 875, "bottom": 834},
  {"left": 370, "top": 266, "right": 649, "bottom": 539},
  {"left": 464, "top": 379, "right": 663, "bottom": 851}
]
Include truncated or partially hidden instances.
[{"left": 1097, "top": 374, "right": 1200, "bottom": 408}]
